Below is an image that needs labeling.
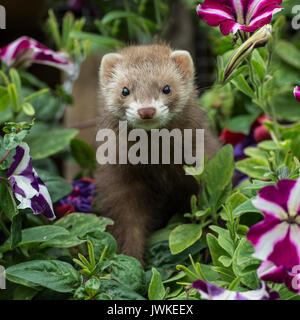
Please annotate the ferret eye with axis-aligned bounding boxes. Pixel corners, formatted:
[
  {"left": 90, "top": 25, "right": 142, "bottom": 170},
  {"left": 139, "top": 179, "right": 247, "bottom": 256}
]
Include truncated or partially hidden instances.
[
  {"left": 162, "top": 85, "right": 171, "bottom": 95},
  {"left": 121, "top": 87, "right": 130, "bottom": 97}
]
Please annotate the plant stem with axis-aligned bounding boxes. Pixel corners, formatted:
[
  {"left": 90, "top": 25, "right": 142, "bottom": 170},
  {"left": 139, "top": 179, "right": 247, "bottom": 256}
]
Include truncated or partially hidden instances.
[
  {"left": 267, "top": 99, "right": 281, "bottom": 141},
  {"left": 0, "top": 150, "right": 11, "bottom": 164}
]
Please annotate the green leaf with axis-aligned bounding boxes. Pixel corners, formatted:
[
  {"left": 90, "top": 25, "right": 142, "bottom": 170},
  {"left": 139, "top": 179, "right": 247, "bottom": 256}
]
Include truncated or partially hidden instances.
[
  {"left": 110, "top": 255, "right": 146, "bottom": 295},
  {"left": 243, "top": 147, "right": 269, "bottom": 161},
  {"left": 3, "top": 130, "right": 29, "bottom": 150},
  {"left": 219, "top": 255, "right": 232, "bottom": 267},
  {"left": 6, "top": 260, "right": 81, "bottom": 293},
  {"left": 87, "top": 231, "right": 117, "bottom": 260},
  {"left": 206, "top": 238, "right": 235, "bottom": 283},
  {"left": 36, "top": 169, "right": 73, "bottom": 202},
  {"left": 236, "top": 158, "right": 268, "bottom": 179},
  {"left": 148, "top": 267, "right": 166, "bottom": 300},
  {"left": 231, "top": 75, "right": 255, "bottom": 98},
  {"left": 276, "top": 40, "right": 300, "bottom": 70},
  {"left": 223, "top": 112, "right": 260, "bottom": 135},
  {"left": 232, "top": 238, "right": 260, "bottom": 289},
  {"left": 7, "top": 83, "right": 19, "bottom": 111},
  {"left": 9, "top": 69, "right": 22, "bottom": 98},
  {"left": 40, "top": 234, "right": 86, "bottom": 249},
  {"left": 22, "top": 102, "right": 35, "bottom": 116},
  {"left": 233, "top": 199, "right": 262, "bottom": 217},
  {"left": 24, "top": 88, "right": 49, "bottom": 103},
  {"left": 257, "top": 140, "right": 277, "bottom": 151},
  {"left": 70, "top": 31, "right": 124, "bottom": 50},
  {"left": 200, "top": 145, "right": 234, "bottom": 210},
  {"left": 101, "top": 11, "right": 141, "bottom": 24},
  {"left": 70, "top": 138, "right": 97, "bottom": 171},
  {"left": 10, "top": 213, "right": 22, "bottom": 249},
  {"left": 252, "top": 59, "right": 265, "bottom": 82},
  {"left": 206, "top": 233, "right": 231, "bottom": 274},
  {"left": 210, "top": 226, "right": 235, "bottom": 257},
  {"left": 13, "top": 286, "right": 38, "bottom": 300},
  {"left": 0, "top": 87, "right": 11, "bottom": 111},
  {"left": 271, "top": 91, "right": 300, "bottom": 121},
  {"left": 85, "top": 277, "right": 100, "bottom": 296},
  {"left": 48, "top": 9, "right": 61, "bottom": 49},
  {"left": 0, "top": 225, "right": 69, "bottom": 253},
  {"left": 98, "top": 280, "right": 146, "bottom": 300},
  {"left": 54, "top": 213, "right": 113, "bottom": 237},
  {"left": 169, "top": 224, "right": 202, "bottom": 255},
  {"left": 26, "top": 128, "right": 78, "bottom": 159},
  {"left": 0, "top": 179, "right": 18, "bottom": 221}
]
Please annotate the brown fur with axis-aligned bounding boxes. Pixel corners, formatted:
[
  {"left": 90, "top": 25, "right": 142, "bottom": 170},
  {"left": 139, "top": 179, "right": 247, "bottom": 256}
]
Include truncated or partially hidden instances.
[{"left": 96, "top": 44, "right": 220, "bottom": 263}]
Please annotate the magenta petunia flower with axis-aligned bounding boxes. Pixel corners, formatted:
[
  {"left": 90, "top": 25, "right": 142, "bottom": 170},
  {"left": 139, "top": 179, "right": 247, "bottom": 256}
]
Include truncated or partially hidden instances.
[
  {"left": 0, "top": 36, "right": 75, "bottom": 75},
  {"left": 258, "top": 260, "right": 300, "bottom": 294},
  {"left": 7, "top": 142, "right": 56, "bottom": 220},
  {"left": 193, "top": 279, "right": 279, "bottom": 300},
  {"left": 294, "top": 86, "right": 300, "bottom": 102},
  {"left": 197, "top": 0, "right": 283, "bottom": 35},
  {"left": 247, "top": 179, "right": 300, "bottom": 285}
]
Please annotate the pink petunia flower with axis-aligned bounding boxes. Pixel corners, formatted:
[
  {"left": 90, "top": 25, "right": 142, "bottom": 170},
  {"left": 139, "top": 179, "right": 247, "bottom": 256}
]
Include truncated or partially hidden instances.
[
  {"left": 0, "top": 36, "right": 75, "bottom": 75},
  {"left": 247, "top": 179, "right": 300, "bottom": 293},
  {"left": 294, "top": 86, "right": 300, "bottom": 102},
  {"left": 258, "top": 260, "right": 300, "bottom": 294},
  {"left": 197, "top": 0, "right": 283, "bottom": 36}
]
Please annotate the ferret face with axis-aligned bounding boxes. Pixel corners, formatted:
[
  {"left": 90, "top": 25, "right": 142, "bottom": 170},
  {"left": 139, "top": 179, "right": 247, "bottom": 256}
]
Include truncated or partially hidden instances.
[{"left": 100, "top": 45, "right": 195, "bottom": 129}]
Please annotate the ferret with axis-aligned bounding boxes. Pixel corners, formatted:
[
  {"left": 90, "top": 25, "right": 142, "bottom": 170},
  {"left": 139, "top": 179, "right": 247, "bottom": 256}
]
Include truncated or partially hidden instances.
[{"left": 96, "top": 44, "right": 220, "bottom": 263}]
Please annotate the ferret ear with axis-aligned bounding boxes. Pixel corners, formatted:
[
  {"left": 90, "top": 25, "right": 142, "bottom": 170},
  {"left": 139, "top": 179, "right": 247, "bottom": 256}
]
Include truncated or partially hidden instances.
[
  {"left": 100, "top": 53, "right": 122, "bottom": 86},
  {"left": 171, "top": 50, "right": 194, "bottom": 79}
]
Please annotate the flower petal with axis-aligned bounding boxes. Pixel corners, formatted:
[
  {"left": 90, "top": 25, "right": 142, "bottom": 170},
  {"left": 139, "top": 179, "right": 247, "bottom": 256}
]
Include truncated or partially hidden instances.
[
  {"left": 258, "top": 261, "right": 300, "bottom": 295},
  {"left": 294, "top": 86, "right": 300, "bottom": 102},
  {"left": 32, "top": 49, "right": 75, "bottom": 75},
  {"left": 0, "top": 36, "right": 75, "bottom": 75},
  {"left": 287, "top": 178, "right": 300, "bottom": 217},
  {"left": 31, "top": 183, "right": 56, "bottom": 220},
  {"left": 247, "top": 220, "right": 289, "bottom": 262},
  {"left": 7, "top": 143, "right": 31, "bottom": 177},
  {"left": 256, "top": 180, "right": 297, "bottom": 216},
  {"left": 0, "top": 36, "right": 32, "bottom": 66},
  {"left": 193, "top": 279, "right": 278, "bottom": 300},
  {"left": 197, "top": 1, "right": 237, "bottom": 35},
  {"left": 258, "top": 260, "right": 288, "bottom": 283},
  {"left": 246, "top": 0, "right": 282, "bottom": 24},
  {"left": 252, "top": 196, "right": 287, "bottom": 220},
  {"left": 7, "top": 142, "right": 56, "bottom": 220}
]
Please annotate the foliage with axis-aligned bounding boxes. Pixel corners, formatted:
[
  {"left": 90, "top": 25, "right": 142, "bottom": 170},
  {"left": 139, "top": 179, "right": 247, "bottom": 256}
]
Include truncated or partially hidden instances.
[{"left": 1, "top": 0, "right": 300, "bottom": 301}]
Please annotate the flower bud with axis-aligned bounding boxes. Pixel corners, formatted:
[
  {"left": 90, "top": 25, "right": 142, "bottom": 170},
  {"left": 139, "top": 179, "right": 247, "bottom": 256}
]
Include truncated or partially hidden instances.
[{"left": 224, "top": 25, "right": 272, "bottom": 82}]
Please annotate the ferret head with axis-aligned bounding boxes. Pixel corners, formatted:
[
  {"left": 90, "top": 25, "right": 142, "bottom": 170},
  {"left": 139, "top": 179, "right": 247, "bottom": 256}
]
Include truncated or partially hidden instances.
[{"left": 99, "top": 44, "right": 195, "bottom": 129}]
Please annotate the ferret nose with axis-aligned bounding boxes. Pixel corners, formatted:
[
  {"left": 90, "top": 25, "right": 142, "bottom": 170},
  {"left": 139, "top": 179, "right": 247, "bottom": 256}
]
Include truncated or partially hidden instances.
[{"left": 138, "top": 107, "right": 156, "bottom": 119}]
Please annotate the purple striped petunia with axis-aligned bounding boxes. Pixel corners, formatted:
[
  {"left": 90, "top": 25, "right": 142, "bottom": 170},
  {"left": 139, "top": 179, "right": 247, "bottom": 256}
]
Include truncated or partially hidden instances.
[
  {"left": 56, "top": 177, "right": 95, "bottom": 214},
  {"left": 192, "top": 280, "right": 279, "bottom": 300},
  {"left": 247, "top": 179, "right": 300, "bottom": 292},
  {"left": 294, "top": 86, "right": 300, "bottom": 102},
  {"left": 196, "top": 0, "right": 283, "bottom": 35},
  {"left": 0, "top": 36, "right": 74, "bottom": 75},
  {"left": 7, "top": 142, "right": 55, "bottom": 220}
]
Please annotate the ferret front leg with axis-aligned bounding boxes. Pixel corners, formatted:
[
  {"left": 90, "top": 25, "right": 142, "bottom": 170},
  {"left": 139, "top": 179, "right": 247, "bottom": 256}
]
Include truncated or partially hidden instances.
[{"left": 97, "top": 174, "right": 151, "bottom": 263}]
